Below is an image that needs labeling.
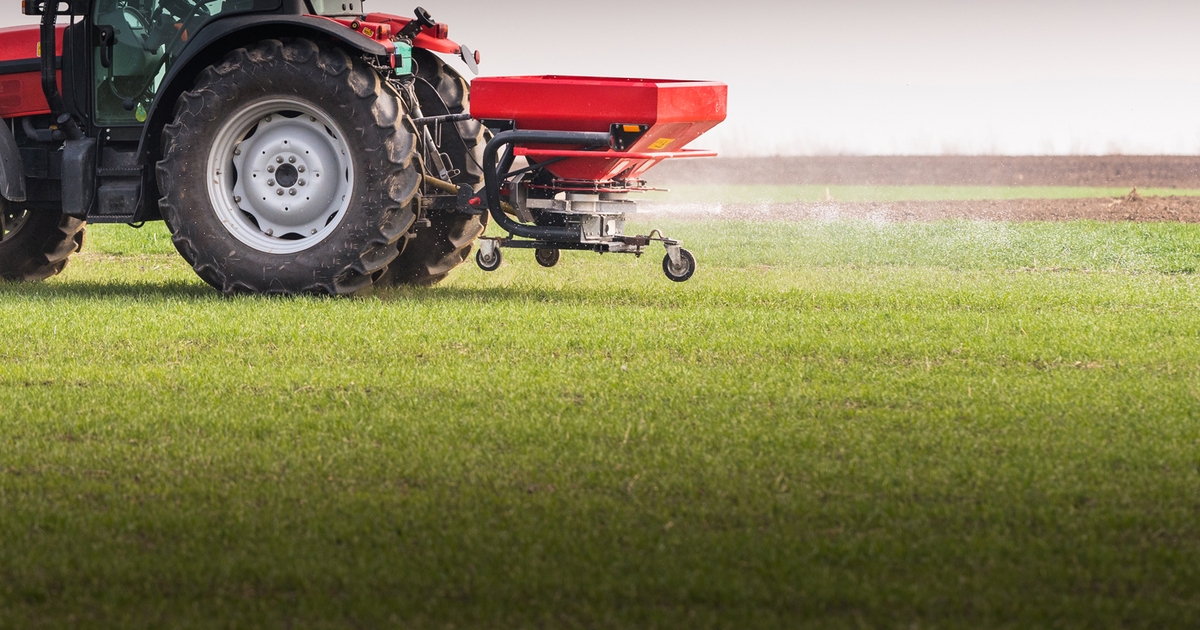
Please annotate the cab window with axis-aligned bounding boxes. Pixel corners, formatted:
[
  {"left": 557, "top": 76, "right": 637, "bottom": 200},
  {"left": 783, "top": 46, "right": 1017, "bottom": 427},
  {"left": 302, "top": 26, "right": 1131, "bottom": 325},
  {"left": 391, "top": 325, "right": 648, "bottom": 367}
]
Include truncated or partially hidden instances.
[{"left": 93, "top": 1, "right": 273, "bottom": 125}]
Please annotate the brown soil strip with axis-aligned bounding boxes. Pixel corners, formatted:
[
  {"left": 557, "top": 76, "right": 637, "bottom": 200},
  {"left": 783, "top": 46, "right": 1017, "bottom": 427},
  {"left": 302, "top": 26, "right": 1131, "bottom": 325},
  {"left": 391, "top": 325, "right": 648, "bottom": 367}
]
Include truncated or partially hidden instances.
[
  {"left": 652, "top": 156, "right": 1200, "bottom": 188},
  {"left": 642, "top": 196, "right": 1200, "bottom": 223}
]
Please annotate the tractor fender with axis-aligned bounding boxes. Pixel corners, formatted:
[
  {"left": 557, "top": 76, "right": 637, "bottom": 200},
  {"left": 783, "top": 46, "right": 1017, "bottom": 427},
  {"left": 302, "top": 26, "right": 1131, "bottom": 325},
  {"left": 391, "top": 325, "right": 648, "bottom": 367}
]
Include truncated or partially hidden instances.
[
  {"left": 136, "top": 13, "right": 390, "bottom": 184},
  {"left": 0, "top": 121, "right": 27, "bottom": 203}
]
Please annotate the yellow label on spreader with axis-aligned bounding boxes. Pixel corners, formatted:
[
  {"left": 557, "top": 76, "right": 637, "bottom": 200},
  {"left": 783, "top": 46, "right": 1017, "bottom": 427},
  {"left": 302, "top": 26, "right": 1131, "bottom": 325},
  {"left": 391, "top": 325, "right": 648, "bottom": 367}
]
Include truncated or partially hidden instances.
[
  {"left": 623, "top": 125, "right": 642, "bottom": 133},
  {"left": 649, "top": 138, "right": 676, "bottom": 151}
]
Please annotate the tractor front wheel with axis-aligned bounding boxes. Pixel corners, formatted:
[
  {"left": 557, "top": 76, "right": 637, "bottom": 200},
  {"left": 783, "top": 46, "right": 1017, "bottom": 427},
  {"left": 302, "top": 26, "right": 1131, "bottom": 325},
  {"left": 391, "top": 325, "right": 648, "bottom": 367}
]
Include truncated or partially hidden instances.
[
  {"left": 0, "top": 201, "right": 85, "bottom": 282},
  {"left": 157, "top": 39, "right": 420, "bottom": 296}
]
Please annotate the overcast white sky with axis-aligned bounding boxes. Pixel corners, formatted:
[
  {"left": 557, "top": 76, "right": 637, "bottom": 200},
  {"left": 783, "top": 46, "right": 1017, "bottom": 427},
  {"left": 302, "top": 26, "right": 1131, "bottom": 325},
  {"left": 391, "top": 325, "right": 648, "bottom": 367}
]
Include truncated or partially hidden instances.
[{"left": 4, "top": 0, "right": 1199, "bottom": 156}]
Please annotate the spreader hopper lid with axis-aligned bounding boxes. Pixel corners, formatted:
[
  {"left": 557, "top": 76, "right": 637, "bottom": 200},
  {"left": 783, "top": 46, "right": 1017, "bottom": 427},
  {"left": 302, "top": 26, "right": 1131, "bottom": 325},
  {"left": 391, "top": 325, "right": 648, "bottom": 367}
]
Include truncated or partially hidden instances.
[
  {"left": 470, "top": 75, "right": 728, "bottom": 134},
  {"left": 470, "top": 76, "right": 727, "bottom": 183}
]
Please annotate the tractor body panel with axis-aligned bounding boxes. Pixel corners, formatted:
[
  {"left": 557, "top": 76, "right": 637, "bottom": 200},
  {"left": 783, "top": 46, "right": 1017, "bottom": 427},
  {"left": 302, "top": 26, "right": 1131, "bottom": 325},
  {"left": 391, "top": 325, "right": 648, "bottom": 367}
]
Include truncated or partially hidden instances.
[{"left": 0, "top": 25, "right": 65, "bottom": 118}]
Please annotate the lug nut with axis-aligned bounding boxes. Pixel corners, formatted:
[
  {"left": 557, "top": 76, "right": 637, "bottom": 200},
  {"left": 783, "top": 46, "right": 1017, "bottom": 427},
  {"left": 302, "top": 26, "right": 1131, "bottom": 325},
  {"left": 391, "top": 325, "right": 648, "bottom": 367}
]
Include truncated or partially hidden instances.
[
  {"left": 276, "top": 189, "right": 285, "bottom": 196},
  {"left": 298, "top": 179, "right": 306, "bottom": 187},
  {"left": 276, "top": 157, "right": 284, "bottom": 164},
  {"left": 267, "top": 179, "right": 275, "bottom": 186},
  {"left": 288, "top": 156, "right": 296, "bottom": 164},
  {"left": 267, "top": 165, "right": 275, "bottom": 173},
  {"left": 289, "top": 189, "right": 297, "bottom": 196}
]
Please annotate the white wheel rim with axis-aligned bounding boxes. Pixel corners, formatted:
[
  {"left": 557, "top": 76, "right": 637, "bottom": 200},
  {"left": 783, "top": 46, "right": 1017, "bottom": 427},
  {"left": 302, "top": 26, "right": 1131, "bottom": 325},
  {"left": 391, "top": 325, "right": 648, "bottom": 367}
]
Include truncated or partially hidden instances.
[{"left": 206, "top": 98, "right": 354, "bottom": 254}]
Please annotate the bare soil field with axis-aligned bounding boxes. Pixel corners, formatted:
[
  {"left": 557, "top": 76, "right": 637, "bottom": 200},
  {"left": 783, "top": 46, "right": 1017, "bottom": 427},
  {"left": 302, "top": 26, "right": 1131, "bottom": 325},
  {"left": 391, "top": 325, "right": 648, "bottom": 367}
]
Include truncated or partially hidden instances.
[
  {"left": 653, "top": 155, "right": 1200, "bottom": 188},
  {"left": 647, "top": 196, "right": 1200, "bottom": 223},
  {"left": 649, "top": 156, "right": 1200, "bottom": 221}
]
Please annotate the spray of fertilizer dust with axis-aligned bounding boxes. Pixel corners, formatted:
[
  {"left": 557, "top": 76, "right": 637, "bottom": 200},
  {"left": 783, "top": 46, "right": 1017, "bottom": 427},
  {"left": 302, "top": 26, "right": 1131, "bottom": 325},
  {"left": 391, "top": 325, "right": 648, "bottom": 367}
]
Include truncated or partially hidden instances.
[{"left": 634, "top": 156, "right": 1200, "bottom": 271}]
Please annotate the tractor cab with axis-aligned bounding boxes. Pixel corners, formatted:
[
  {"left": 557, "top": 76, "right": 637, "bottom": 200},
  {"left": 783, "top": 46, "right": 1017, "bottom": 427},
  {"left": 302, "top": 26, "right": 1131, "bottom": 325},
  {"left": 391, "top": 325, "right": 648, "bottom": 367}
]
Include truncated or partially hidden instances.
[
  {"left": 91, "top": 1, "right": 364, "bottom": 125},
  {"left": 93, "top": 0, "right": 226, "bottom": 125}
]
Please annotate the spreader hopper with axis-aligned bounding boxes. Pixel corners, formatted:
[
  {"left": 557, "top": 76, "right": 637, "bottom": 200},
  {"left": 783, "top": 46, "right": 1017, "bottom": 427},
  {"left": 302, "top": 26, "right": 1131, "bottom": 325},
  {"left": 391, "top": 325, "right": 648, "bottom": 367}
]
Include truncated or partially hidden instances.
[{"left": 465, "top": 76, "right": 728, "bottom": 281}]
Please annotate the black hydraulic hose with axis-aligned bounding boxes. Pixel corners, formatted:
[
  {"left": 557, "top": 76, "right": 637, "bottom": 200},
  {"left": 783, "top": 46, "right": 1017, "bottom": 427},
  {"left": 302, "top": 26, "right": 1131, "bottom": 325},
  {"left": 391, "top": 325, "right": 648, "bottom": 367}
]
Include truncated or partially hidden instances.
[
  {"left": 482, "top": 130, "right": 612, "bottom": 242},
  {"left": 40, "top": 4, "right": 82, "bottom": 141}
]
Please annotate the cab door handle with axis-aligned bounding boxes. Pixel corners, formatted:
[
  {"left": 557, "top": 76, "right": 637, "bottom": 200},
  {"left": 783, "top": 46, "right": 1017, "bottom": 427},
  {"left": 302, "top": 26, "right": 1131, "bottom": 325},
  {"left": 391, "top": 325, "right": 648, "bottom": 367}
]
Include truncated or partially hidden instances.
[{"left": 98, "top": 25, "right": 116, "bottom": 69}]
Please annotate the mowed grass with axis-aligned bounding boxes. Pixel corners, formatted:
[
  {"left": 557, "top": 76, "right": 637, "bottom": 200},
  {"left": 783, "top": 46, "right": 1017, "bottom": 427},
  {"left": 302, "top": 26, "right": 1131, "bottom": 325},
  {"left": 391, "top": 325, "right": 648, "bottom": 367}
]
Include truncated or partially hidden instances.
[
  {"left": 2, "top": 217, "right": 1200, "bottom": 629},
  {"left": 650, "top": 184, "right": 1200, "bottom": 204}
]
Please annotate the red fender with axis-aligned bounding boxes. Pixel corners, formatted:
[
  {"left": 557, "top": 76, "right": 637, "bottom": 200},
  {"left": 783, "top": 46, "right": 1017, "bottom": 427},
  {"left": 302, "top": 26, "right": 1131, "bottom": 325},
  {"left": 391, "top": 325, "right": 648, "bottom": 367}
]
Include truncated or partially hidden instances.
[{"left": 326, "top": 13, "right": 465, "bottom": 56}]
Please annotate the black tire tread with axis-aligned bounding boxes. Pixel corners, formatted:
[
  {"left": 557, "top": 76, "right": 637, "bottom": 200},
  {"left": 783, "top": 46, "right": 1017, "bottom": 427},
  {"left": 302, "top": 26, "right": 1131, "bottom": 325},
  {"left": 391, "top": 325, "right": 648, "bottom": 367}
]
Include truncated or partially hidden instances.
[
  {"left": 0, "top": 205, "right": 85, "bottom": 283},
  {"left": 157, "top": 39, "right": 418, "bottom": 296},
  {"left": 378, "top": 50, "right": 487, "bottom": 287}
]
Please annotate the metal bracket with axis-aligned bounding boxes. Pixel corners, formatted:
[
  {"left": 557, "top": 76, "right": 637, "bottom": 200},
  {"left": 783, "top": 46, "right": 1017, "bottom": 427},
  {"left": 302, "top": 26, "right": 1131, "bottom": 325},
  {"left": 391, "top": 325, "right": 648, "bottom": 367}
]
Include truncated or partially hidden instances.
[
  {"left": 666, "top": 243, "right": 683, "bottom": 267},
  {"left": 24, "top": 0, "right": 84, "bottom": 15},
  {"left": 509, "top": 173, "right": 535, "bottom": 223},
  {"left": 479, "top": 238, "right": 500, "bottom": 258},
  {"left": 456, "top": 184, "right": 483, "bottom": 215}
]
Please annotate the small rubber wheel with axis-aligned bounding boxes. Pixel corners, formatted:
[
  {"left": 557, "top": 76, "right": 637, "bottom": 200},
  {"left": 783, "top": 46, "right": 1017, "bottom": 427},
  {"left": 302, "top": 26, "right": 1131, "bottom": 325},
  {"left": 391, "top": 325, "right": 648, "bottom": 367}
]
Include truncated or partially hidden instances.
[
  {"left": 662, "top": 248, "right": 697, "bottom": 283},
  {"left": 476, "top": 246, "right": 502, "bottom": 272},
  {"left": 535, "top": 248, "right": 560, "bottom": 268}
]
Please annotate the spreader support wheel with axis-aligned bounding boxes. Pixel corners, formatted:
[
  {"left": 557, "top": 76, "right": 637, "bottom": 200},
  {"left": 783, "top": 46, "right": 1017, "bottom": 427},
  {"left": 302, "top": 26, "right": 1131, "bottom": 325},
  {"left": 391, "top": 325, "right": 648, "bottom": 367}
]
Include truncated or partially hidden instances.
[
  {"left": 476, "top": 240, "right": 503, "bottom": 272},
  {"left": 662, "top": 245, "right": 696, "bottom": 283},
  {"left": 535, "top": 248, "right": 561, "bottom": 268}
]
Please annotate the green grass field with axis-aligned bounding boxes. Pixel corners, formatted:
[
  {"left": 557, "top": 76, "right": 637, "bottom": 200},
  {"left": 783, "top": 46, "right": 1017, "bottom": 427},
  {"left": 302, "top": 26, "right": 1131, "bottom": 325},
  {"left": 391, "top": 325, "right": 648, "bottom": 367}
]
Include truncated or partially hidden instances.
[
  {"left": 650, "top": 184, "right": 1200, "bottom": 204},
  {"left": 3, "top": 215, "right": 1200, "bottom": 628}
]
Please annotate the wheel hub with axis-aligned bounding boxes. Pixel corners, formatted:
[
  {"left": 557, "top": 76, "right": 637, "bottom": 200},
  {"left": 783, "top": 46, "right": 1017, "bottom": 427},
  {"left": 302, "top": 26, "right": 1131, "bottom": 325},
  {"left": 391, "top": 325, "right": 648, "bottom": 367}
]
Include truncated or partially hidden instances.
[
  {"left": 0, "top": 206, "right": 29, "bottom": 243},
  {"left": 208, "top": 99, "right": 354, "bottom": 254},
  {"left": 275, "top": 163, "right": 299, "bottom": 188}
]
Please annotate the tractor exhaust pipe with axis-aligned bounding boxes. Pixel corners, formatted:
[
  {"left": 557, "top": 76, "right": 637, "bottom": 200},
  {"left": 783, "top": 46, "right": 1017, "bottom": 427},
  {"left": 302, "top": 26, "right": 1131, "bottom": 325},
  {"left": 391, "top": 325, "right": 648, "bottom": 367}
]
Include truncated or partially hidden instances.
[
  {"left": 38, "top": 2, "right": 82, "bottom": 141},
  {"left": 482, "top": 130, "right": 612, "bottom": 242}
]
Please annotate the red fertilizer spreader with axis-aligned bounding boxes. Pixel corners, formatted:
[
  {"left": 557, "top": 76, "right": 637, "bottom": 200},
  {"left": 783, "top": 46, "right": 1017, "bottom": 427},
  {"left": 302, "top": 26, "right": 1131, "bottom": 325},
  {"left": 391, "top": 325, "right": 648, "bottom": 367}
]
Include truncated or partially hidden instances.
[{"left": 465, "top": 75, "right": 728, "bottom": 281}]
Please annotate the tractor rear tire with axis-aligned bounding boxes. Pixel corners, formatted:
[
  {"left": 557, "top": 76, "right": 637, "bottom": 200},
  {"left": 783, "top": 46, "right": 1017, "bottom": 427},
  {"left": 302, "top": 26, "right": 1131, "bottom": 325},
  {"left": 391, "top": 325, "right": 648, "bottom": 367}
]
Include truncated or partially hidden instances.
[
  {"left": 377, "top": 49, "right": 488, "bottom": 287},
  {"left": 0, "top": 202, "right": 85, "bottom": 282},
  {"left": 157, "top": 39, "right": 420, "bottom": 296}
]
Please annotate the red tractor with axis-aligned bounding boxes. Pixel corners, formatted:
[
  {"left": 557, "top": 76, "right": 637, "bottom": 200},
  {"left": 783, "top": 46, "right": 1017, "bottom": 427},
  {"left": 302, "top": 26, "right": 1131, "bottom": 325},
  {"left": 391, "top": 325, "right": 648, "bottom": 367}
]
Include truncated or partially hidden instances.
[{"left": 0, "top": 0, "right": 725, "bottom": 295}]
